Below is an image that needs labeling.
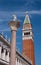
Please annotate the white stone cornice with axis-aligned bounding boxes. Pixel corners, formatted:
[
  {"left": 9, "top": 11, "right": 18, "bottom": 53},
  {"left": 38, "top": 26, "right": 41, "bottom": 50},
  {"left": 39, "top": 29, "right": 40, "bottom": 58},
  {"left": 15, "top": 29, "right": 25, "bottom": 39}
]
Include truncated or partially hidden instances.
[{"left": 22, "top": 36, "right": 33, "bottom": 41}]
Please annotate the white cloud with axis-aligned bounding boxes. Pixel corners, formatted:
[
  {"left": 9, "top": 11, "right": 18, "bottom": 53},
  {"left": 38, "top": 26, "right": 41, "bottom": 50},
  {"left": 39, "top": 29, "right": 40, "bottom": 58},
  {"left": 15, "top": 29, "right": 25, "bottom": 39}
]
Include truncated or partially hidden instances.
[
  {"left": 0, "top": 19, "right": 3, "bottom": 21},
  {"left": 0, "top": 27, "right": 10, "bottom": 32},
  {"left": 12, "top": 10, "right": 41, "bottom": 15},
  {"left": 29, "top": 10, "right": 41, "bottom": 15},
  {"left": 0, "top": 11, "right": 13, "bottom": 19},
  {"left": 0, "top": 10, "right": 41, "bottom": 20}
]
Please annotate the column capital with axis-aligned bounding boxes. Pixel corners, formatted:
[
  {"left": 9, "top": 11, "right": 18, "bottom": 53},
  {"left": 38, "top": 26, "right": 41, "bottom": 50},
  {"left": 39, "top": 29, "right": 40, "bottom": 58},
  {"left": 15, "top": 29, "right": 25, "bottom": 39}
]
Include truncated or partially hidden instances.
[
  {"left": 10, "top": 26, "right": 17, "bottom": 31},
  {"left": 8, "top": 21, "right": 20, "bottom": 31}
]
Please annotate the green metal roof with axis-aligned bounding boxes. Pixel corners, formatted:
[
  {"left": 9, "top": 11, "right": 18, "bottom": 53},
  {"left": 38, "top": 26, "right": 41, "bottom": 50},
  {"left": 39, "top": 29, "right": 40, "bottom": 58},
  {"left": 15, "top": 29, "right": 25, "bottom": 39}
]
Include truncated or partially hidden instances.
[{"left": 24, "top": 14, "right": 30, "bottom": 24}]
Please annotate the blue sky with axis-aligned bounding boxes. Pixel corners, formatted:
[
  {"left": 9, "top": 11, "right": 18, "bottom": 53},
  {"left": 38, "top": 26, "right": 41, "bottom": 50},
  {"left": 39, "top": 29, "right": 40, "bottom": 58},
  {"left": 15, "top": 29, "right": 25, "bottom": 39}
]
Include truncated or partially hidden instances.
[{"left": 0, "top": 0, "right": 41, "bottom": 65}]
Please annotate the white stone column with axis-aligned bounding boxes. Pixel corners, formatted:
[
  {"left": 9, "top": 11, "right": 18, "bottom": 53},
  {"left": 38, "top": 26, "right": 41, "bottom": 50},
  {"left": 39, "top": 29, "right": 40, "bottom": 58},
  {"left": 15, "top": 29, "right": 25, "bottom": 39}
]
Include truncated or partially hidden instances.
[
  {"left": 0, "top": 46, "right": 2, "bottom": 58},
  {"left": 20, "top": 61, "right": 22, "bottom": 65},
  {"left": 18, "top": 59, "right": 20, "bottom": 65},
  {"left": 16, "top": 58, "right": 17, "bottom": 65},
  {"left": 1, "top": 48, "right": 6, "bottom": 60},
  {"left": 6, "top": 51, "right": 9, "bottom": 62}
]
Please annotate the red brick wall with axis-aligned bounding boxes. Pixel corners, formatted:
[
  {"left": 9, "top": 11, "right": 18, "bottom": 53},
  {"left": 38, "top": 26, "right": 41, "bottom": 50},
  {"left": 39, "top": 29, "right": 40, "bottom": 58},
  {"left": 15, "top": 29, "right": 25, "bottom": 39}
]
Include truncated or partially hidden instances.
[
  {"left": 23, "top": 24, "right": 32, "bottom": 29},
  {"left": 22, "top": 39, "right": 35, "bottom": 65}
]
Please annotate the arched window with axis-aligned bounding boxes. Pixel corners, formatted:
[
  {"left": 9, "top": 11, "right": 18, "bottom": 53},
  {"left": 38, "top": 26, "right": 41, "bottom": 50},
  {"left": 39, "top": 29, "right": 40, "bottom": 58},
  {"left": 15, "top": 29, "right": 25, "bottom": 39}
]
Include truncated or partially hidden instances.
[{"left": 24, "top": 32, "right": 30, "bottom": 35}]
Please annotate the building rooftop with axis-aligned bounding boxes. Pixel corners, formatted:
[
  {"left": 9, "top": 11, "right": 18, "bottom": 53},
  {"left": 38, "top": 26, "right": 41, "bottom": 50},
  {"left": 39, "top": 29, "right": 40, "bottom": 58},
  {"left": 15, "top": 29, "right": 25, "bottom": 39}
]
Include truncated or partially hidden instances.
[{"left": 0, "top": 34, "right": 32, "bottom": 65}]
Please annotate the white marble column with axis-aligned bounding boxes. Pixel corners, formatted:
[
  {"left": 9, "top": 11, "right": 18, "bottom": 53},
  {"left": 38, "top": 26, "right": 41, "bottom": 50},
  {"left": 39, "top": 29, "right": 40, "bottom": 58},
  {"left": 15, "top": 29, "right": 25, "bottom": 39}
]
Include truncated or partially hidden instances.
[
  {"left": 19, "top": 61, "right": 22, "bottom": 65},
  {"left": 18, "top": 59, "right": 20, "bottom": 65},
  {"left": 6, "top": 51, "right": 9, "bottom": 62},
  {"left": 16, "top": 58, "right": 17, "bottom": 65},
  {"left": 0, "top": 46, "right": 2, "bottom": 58},
  {"left": 1, "top": 48, "right": 6, "bottom": 60}
]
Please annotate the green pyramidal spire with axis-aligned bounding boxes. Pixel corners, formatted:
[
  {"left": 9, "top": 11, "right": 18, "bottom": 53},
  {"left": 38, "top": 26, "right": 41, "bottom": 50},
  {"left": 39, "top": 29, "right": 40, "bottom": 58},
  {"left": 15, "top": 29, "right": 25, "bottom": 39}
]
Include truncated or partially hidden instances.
[{"left": 24, "top": 14, "right": 30, "bottom": 24}]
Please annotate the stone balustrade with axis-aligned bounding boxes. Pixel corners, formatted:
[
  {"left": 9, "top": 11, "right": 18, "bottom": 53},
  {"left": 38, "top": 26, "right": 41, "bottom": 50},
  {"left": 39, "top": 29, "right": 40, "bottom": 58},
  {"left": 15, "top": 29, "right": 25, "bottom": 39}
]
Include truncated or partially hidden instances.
[
  {"left": 16, "top": 57, "right": 28, "bottom": 65},
  {"left": 16, "top": 58, "right": 22, "bottom": 65}
]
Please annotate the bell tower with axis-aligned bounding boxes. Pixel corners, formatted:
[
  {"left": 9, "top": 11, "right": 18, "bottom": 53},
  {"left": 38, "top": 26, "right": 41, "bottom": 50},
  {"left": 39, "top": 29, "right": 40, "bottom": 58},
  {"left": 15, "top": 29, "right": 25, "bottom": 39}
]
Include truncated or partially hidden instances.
[{"left": 22, "top": 13, "right": 35, "bottom": 65}]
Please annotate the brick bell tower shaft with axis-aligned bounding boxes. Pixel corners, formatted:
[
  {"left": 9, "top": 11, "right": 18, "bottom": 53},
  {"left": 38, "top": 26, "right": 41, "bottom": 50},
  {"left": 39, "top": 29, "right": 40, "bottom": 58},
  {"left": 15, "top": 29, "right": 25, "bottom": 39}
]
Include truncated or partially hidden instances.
[{"left": 22, "top": 13, "right": 35, "bottom": 65}]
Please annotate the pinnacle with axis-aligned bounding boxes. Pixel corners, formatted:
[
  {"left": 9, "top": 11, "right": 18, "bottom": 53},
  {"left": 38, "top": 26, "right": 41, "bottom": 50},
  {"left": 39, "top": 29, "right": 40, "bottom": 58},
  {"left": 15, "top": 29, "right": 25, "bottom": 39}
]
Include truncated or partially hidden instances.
[{"left": 24, "top": 14, "right": 30, "bottom": 24}]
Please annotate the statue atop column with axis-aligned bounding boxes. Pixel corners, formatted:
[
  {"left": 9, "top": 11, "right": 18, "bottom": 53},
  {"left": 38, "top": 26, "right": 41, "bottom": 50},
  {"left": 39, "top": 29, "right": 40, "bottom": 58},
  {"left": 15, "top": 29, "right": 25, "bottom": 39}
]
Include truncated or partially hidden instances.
[{"left": 13, "top": 15, "right": 17, "bottom": 21}]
